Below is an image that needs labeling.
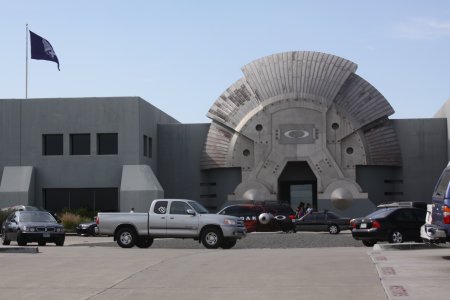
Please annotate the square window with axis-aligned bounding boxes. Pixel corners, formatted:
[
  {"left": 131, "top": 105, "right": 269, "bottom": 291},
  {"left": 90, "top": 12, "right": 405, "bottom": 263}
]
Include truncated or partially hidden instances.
[
  {"left": 43, "top": 134, "right": 63, "bottom": 155},
  {"left": 97, "top": 133, "right": 118, "bottom": 155},
  {"left": 70, "top": 134, "right": 90, "bottom": 155}
]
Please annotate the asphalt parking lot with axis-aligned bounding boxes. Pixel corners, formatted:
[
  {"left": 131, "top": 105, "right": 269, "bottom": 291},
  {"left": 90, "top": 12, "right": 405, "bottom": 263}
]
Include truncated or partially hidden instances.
[{"left": 1, "top": 232, "right": 450, "bottom": 300}]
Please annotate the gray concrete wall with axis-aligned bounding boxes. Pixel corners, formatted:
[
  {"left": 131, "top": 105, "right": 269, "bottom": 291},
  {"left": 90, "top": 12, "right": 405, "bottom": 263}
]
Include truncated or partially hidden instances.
[
  {"left": 356, "top": 119, "right": 448, "bottom": 207},
  {"left": 0, "top": 97, "right": 177, "bottom": 210},
  {"left": 138, "top": 98, "right": 179, "bottom": 173},
  {"left": 157, "top": 123, "right": 210, "bottom": 202},
  {"left": 392, "top": 118, "right": 448, "bottom": 202}
]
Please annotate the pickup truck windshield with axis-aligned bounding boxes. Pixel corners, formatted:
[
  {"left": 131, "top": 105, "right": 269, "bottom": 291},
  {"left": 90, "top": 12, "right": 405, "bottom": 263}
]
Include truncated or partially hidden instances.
[{"left": 188, "top": 201, "right": 209, "bottom": 214}]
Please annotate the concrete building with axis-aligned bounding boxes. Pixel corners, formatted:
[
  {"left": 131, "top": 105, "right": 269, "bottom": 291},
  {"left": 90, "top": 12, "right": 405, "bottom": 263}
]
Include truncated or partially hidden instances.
[{"left": 1, "top": 51, "right": 449, "bottom": 216}]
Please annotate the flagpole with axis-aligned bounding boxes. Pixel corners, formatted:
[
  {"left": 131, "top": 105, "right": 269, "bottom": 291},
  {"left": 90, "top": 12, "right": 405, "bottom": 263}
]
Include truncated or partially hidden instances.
[{"left": 25, "top": 23, "right": 28, "bottom": 99}]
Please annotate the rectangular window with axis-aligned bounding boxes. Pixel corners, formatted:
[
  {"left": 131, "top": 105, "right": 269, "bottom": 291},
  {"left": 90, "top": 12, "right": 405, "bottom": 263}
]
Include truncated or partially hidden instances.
[
  {"left": 70, "top": 134, "right": 90, "bottom": 155},
  {"left": 97, "top": 133, "right": 118, "bottom": 155},
  {"left": 42, "top": 134, "right": 63, "bottom": 155},
  {"left": 148, "top": 137, "right": 153, "bottom": 158},
  {"left": 143, "top": 135, "right": 148, "bottom": 157}
]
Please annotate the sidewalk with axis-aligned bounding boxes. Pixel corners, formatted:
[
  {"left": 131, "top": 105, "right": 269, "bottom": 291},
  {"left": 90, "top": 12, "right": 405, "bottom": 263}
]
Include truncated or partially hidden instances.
[{"left": 369, "top": 243, "right": 450, "bottom": 300}]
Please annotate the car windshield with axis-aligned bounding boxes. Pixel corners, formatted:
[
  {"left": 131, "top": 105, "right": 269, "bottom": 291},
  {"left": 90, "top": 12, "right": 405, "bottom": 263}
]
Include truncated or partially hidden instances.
[
  {"left": 18, "top": 212, "right": 57, "bottom": 223},
  {"left": 365, "top": 208, "right": 396, "bottom": 219},
  {"left": 188, "top": 201, "right": 209, "bottom": 214}
]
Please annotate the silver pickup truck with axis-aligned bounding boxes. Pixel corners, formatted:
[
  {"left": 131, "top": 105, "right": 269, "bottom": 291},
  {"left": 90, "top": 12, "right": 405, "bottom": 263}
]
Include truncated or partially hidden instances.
[{"left": 97, "top": 199, "right": 246, "bottom": 249}]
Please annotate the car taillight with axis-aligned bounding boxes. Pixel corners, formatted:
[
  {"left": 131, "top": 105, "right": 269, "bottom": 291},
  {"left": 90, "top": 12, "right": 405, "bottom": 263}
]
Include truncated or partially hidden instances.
[
  {"left": 289, "top": 214, "right": 295, "bottom": 220},
  {"left": 372, "top": 220, "right": 381, "bottom": 229},
  {"left": 96, "top": 216, "right": 99, "bottom": 225},
  {"left": 443, "top": 206, "right": 450, "bottom": 224},
  {"left": 350, "top": 219, "right": 356, "bottom": 228}
]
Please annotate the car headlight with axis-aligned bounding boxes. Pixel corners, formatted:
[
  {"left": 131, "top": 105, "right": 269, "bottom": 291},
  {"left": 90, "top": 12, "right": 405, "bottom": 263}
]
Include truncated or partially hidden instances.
[
  {"left": 223, "top": 219, "right": 236, "bottom": 225},
  {"left": 23, "top": 226, "right": 35, "bottom": 232},
  {"left": 56, "top": 227, "right": 64, "bottom": 232},
  {"left": 81, "top": 224, "right": 89, "bottom": 229}
]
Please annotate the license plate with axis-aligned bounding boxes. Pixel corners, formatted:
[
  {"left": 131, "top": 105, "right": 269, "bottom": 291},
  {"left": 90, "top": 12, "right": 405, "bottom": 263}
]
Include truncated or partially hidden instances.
[
  {"left": 360, "top": 223, "right": 367, "bottom": 229},
  {"left": 43, "top": 233, "right": 50, "bottom": 238}
]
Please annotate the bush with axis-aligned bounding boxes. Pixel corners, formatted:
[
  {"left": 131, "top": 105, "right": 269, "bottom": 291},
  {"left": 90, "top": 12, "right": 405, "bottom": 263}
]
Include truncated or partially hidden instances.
[
  {"left": 59, "top": 212, "right": 91, "bottom": 232},
  {"left": 0, "top": 209, "right": 12, "bottom": 225}
]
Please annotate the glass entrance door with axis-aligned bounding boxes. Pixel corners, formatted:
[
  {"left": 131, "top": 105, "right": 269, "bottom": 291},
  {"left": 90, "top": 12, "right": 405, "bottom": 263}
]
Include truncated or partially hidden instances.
[{"left": 290, "top": 184, "right": 313, "bottom": 211}]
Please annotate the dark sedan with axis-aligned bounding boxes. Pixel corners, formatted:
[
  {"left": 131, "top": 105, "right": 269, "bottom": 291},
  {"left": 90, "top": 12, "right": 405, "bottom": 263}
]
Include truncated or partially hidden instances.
[
  {"left": 1, "top": 211, "right": 65, "bottom": 246},
  {"left": 76, "top": 221, "right": 98, "bottom": 236},
  {"left": 295, "top": 210, "right": 351, "bottom": 234},
  {"left": 351, "top": 207, "right": 426, "bottom": 247}
]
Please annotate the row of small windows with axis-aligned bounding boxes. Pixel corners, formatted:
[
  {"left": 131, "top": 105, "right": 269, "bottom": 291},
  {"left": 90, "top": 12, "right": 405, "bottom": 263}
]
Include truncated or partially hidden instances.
[{"left": 42, "top": 133, "right": 118, "bottom": 156}]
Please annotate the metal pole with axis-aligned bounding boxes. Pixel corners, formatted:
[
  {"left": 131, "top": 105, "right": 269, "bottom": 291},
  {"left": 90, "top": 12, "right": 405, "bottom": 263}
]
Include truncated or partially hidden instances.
[{"left": 25, "top": 24, "right": 28, "bottom": 99}]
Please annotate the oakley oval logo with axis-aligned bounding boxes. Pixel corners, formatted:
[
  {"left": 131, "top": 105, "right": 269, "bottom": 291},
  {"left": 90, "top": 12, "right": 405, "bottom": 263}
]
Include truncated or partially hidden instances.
[{"left": 284, "top": 130, "right": 310, "bottom": 139}]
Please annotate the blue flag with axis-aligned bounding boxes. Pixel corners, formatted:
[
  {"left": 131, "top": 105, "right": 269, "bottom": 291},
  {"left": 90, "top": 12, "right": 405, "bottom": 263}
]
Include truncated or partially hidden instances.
[{"left": 30, "top": 30, "right": 60, "bottom": 71}]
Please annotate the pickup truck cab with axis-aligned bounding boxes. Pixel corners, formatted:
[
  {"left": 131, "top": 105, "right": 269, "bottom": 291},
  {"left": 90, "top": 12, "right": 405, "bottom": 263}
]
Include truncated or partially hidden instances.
[
  {"left": 97, "top": 199, "right": 246, "bottom": 249},
  {"left": 421, "top": 163, "right": 450, "bottom": 244}
]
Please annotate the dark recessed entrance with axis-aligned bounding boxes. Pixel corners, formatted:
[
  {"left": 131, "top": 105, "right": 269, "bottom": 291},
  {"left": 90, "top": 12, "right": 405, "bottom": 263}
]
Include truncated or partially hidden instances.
[{"left": 278, "top": 161, "right": 317, "bottom": 210}]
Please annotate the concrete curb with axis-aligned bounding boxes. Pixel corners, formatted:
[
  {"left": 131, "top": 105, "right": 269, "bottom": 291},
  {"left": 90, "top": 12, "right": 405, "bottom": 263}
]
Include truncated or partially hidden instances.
[
  {"left": 373, "top": 242, "right": 441, "bottom": 251},
  {"left": 0, "top": 247, "right": 39, "bottom": 254}
]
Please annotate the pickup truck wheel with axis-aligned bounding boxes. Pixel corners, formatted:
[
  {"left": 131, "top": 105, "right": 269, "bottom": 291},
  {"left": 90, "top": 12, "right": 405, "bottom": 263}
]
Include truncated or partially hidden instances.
[
  {"left": 116, "top": 227, "right": 137, "bottom": 248},
  {"left": 136, "top": 237, "right": 153, "bottom": 248},
  {"left": 202, "top": 227, "right": 222, "bottom": 249},
  {"left": 220, "top": 238, "right": 237, "bottom": 249}
]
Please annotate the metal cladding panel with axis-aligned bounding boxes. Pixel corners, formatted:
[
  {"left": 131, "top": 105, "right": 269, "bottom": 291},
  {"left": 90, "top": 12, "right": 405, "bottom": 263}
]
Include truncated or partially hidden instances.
[
  {"left": 200, "top": 122, "right": 233, "bottom": 169},
  {"left": 207, "top": 78, "right": 260, "bottom": 129},
  {"left": 334, "top": 73, "right": 395, "bottom": 129},
  {"left": 241, "top": 52, "right": 357, "bottom": 105},
  {"left": 364, "top": 123, "right": 402, "bottom": 166}
]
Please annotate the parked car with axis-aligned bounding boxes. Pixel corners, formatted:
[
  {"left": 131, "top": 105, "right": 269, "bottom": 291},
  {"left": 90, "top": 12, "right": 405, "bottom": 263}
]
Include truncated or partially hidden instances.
[
  {"left": 1, "top": 210, "right": 65, "bottom": 246},
  {"left": 295, "top": 210, "right": 351, "bottom": 234},
  {"left": 351, "top": 206, "right": 426, "bottom": 247},
  {"left": 217, "top": 201, "right": 296, "bottom": 233},
  {"left": 76, "top": 221, "right": 98, "bottom": 236},
  {"left": 421, "top": 163, "right": 450, "bottom": 244}
]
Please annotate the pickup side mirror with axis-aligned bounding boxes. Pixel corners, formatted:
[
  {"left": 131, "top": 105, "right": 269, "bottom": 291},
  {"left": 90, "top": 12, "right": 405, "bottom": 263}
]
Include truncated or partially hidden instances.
[{"left": 186, "top": 209, "right": 196, "bottom": 216}]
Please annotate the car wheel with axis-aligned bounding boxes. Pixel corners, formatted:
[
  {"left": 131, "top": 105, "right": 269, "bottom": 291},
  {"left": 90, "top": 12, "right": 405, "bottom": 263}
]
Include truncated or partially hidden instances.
[
  {"left": 38, "top": 241, "right": 46, "bottom": 246},
  {"left": 201, "top": 227, "right": 223, "bottom": 249},
  {"left": 1, "top": 233, "right": 10, "bottom": 245},
  {"left": 116, "top": 227, "right": 137, "bottom": 248},
  {"left": 136, "top": 237, "right": 153, "bottom": 248},
  {"left": 17, "top": 234, "right": 27, "bottom": 246},
  {"left": 362, "top": 240, "right": 377, "bottom": 247},
  {"left": 389, "top": 230, "right": 404, "bottom": 243},
  {"left": 220, "top": 238, "right": 237, "bottom": 249},
  {"left": 328, "top": 224, "right": 340, "bottom": 234}
]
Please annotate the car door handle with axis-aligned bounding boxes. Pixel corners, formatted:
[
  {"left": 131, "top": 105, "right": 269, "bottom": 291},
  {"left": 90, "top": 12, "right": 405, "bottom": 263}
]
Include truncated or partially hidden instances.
[
  {"left": 170, "top": 217, "right": 175, "bottom": 219},
  {"left": 160, "top": 216, "right": 165, "bottom": 219}
]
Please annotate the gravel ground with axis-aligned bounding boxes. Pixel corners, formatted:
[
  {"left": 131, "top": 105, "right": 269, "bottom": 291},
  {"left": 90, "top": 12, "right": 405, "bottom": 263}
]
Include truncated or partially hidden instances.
[{"left": 66, "top": 230, "right": 365, "bottom": 249}]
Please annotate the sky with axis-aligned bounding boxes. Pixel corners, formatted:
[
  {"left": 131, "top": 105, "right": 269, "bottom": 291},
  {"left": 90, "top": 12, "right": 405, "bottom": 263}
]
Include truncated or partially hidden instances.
[{"left": 1, "top": 0, "right": 450, "bottom": 123}]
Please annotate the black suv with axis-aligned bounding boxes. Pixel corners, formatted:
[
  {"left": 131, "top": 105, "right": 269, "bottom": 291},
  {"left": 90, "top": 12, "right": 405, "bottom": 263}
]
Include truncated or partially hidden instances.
[
  {"left": 351, "top": 205, "right": 426, "bottom": 247},
  {"left": 217, "top": 201, "right": 296, "bottom": 233}
]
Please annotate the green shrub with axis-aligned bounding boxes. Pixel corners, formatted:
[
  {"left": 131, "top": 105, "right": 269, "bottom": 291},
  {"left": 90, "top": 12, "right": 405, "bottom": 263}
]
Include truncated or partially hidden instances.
[
  {"left": 59, "top": 212, "right": 90, "bottom": 232},
  {"left": 0, "top": 209, "right": 12, "bottom": 225}
]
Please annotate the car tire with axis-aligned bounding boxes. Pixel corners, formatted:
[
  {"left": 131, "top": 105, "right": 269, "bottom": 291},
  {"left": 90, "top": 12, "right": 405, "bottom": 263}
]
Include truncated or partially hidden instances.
[
  {"left": 389, "top": 230, "right": 404, "bottom": 243},
  {"left": 201, "top": 227, "right": 223, "bottom": 249},
  {"left": 1, "top": 234, "right": 10, "bottom": 245},
  {"left": 116, "top": 227, "right": 137, "bottom": 248},
  {"left": 220, "top": 238, "right": 237, "bottom": 249},
  {"left": 328, "top": 224, "right": 340, "bottom": 234},
  {"left": 38, "top": 241, "right": 46, "bottom": 246},
  {"left": 362, "top": 240, "right": 377, "bottom": 247},
  {"left": 136, "top": 237, "right": 153, "bottom": 248},
  {"left": 55, "top": 238, "right": 65, "bottom": 246},
  {"left": 17, "top": 234, "right": 27, "bottom": 246}
]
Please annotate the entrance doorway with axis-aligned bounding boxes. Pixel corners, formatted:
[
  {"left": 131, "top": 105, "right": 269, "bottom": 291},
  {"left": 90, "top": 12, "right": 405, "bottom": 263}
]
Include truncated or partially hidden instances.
[{"left": 278, "top": 162, "right": 317, "bottom": 210}]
